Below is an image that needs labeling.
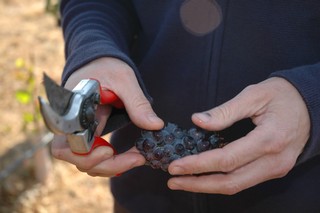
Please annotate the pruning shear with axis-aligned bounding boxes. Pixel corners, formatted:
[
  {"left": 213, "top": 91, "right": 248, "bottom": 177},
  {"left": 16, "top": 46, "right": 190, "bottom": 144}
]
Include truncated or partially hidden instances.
[{"left": 38, "top": 74, "right": 124, "bottom": 155}]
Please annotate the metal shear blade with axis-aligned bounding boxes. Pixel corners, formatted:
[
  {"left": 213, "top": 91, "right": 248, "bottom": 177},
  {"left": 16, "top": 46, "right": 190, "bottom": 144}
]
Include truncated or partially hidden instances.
[
  {"left": 43, "top": 73, "right": 74, "bottom": 115},
  {"left": 39, "top": 74, "right": 83, "bottom": 135},
  {"left": 39, "top": 73, "right": 122, "bottom": 155},
  {"left": 38, "top": 95, "right": 82, "bottom": 134}
]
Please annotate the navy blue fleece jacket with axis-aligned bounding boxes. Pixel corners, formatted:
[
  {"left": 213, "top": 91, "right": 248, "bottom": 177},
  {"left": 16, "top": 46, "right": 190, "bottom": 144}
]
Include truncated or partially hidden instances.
[{"left": 60, "top": 1, "right": 320, "bottom": 212}]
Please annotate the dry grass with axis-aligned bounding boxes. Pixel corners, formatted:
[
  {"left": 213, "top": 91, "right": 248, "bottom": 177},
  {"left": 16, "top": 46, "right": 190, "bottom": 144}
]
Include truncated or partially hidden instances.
[{"left": 0, "top": 1, "right": 114, "bottom": 212}]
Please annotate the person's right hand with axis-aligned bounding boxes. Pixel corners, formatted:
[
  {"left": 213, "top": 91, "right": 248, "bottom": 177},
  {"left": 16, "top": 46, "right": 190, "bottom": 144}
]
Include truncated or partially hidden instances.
[{"left": 51, "top": 57, "right": 164, "bottom": 177}]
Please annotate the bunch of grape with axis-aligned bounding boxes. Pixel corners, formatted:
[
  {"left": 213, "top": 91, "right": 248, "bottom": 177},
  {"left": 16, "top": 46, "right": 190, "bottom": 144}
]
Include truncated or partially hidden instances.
[{"left": 135, "top": 123, "right": 225, "bottom": 172}]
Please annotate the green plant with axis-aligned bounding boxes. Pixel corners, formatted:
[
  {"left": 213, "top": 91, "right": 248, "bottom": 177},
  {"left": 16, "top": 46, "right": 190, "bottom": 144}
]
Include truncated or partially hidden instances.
[
  {"left": 12, "top": 58, "right": 53, "bottom": 185},
  {"left": 14, "top": 57, "right": 42, "bottom": 132}
]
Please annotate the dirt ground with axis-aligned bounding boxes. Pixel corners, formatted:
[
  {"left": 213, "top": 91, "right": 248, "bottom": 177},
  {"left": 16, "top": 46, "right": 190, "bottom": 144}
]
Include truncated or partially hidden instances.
[{"left": 0, "top": 1, "right": 114, "bottom": 212}]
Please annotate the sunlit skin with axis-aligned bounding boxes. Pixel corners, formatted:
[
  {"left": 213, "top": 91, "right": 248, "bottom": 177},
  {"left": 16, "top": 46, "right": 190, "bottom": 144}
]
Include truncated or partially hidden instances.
[{"left": 52, "top": 57, "right": 310, "bottom": 194}]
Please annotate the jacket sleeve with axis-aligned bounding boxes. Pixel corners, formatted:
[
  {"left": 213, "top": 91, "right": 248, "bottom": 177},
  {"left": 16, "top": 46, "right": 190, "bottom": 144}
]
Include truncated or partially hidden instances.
[
  {"left": 270, "top": 62, "right": 320, "bottom": 164},
  {"left": 60, "top": 0, "right": 145, "bottom": 133}
]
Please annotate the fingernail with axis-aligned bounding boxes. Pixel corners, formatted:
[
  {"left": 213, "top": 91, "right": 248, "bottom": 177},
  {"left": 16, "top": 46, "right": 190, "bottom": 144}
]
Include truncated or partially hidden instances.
[
  {"left": 168, "top": 181, "right": 179, "bottom": 190},
  {"left": 194, "top": 112, "right": 211, "bottom": 123}
]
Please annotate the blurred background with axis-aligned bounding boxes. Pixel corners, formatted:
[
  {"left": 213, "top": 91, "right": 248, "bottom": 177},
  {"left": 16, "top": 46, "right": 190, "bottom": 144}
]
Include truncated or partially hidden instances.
[{"left": 0, "top": 0, "right": 113, "bottom": 212}]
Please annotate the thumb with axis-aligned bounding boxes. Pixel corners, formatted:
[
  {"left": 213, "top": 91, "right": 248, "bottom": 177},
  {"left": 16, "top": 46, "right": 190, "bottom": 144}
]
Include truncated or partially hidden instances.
[
  {"left": 123, "top": 91, "right": 164, "bottom": 130},
  {"left": 115, "top": 73, "right": 164, "bottom": 130},
  {"left": 192, "top": 85, "right": 266, "bottom": 131}
]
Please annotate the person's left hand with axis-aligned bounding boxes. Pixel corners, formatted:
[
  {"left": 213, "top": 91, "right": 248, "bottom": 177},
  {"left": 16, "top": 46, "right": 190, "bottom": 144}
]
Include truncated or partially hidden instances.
[{"left": 167, "top": 77, "right": 310, "bottom": 194}]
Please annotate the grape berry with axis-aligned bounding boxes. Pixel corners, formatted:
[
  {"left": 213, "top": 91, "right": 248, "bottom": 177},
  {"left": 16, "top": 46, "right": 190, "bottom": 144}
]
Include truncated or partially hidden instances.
[{"left": 135, "top": 123, "right": 226, "bottom": 172}]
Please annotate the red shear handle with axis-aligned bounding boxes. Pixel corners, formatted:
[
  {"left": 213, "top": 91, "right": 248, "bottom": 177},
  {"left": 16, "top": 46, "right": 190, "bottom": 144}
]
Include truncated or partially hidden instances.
[
  {"left": 92, "top": 136, "right": 117, "bottom": 154},
  {"left": 73, "top": 136, "right": 117, "bottom": 156},
  {"left": 100, "top": 89, "right": 124, "bottom": 109},
  {"left": 89, "top": 78, "right": 124, "bottom": 108},
  {"left": 74, "top": 137, "right": 121, "bottom": 176}
]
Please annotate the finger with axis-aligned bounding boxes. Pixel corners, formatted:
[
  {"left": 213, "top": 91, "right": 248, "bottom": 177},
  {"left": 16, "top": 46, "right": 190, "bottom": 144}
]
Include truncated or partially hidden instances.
[
  {"left": 192, "top": 85, "right": 269, "bottom": 131},
  {"left": 51, "top": 134, "right": 115, "bottom": 169},
  {"left": 168, "top": 124, "right": 274, "bottom": 175},
  {"left": 168, "top": 151, "right": 296, "bottom": 194},
  {"left": 77, "top": 147, "right": 146, "bottom": 176},
  {"left": 51, "top": 134, "right": 69, "bottom": 150},
  {"left": 117, "top": 82, "right": 164, "bottom": 130},
  {"left": 123, "top": 91, "right": 164, "bottom": 130},
  {"left": 51, "top": 134, "right": 71, "bottom": 159},
  {"left": 100, "top": 70, "right": 164, "bottom": 131},
  {"left": 94, "top": 105, "right": 112, "bottom": 136},
  {"left": 65, "top": 57, "right": 164, "bottom": 131},
  {"left": 86, "top": 172, "right": 114, "bottom": 177}
]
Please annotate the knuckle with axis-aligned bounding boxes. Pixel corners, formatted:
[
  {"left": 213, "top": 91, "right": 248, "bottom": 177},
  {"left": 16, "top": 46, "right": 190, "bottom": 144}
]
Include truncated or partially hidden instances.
[
  {"left": 210, "top": 106, "right": 233, "bottom": 129},
  {"left": 264, "top": 132, "right": 288, "bottom": 154},
  {"left": 272, "top": 158, "right": 295, "bottom": 179},
  {"left": 108, "top": 63, "right": 133, "bottom": 81},
  {"left": 87, "top": 172, "right": 98, "bottom": 177},
  {"left": 76, "top": 166, "right": 86, "bottom": 172},
  {"left": 221, "top": 179, "right": 242, "bottom": 195},
  {"left": 118, "top": 65, "right": 133, "bottom": 76},
  {"left": 195, "top": 155, "right": 211, "bottom": 173},
  {"left": 275, "top": 131, "right": 288, "bottom": 144},
  {"left": 242, "top": 84, "right": 268, "bottom": 99},
  {"left": 218, "top": 152, "right": 238, "bottom": 172},
  {"left": 51, "top": 148, "right": 63, "bottom": 160},
  {"left": 273, "top": 167, "right": 289, "bottom": 179},
  {"left": 242, "top": 84, "right": 258, "bottom": 94},
  {"left": 216, "top": 106, "right": 231, "bottom": 121},
  {"left": 240, "top": 84, "right": 270, "bottom": 103},
  {"left": 130, "top": 95, "right": 151, "bottom": 110},
  {"left": 78, "top": 160, "right": 95, "bottom": 171}
]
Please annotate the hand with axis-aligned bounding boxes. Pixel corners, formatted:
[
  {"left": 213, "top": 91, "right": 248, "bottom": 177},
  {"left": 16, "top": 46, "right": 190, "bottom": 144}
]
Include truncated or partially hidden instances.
[
  {"left": 167, "top": 77, "right": 310, "bottom": 194},
  {"left": 52, "top": 135, "right": 146, "bottom": 177},
  {"left": 51, "top": 57, "right": 164, "bottom": 177},
  {"left": 64, "top": 57, "right": 163, "bottom": 130}
]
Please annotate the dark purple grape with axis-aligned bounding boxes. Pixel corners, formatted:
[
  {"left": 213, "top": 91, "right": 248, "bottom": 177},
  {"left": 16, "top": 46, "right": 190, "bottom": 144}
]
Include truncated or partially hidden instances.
[
  {"left": 161, "top": 164, "right": 169, "bottom": 171},
  {"left": 209, "top": 134, "right": 220, "bottom": 148},
  {"left": 164, "top": 133, "right": 175, "bottom": 144},
  {"left": 183, "top": 136, "right": 196, "bottom": 150},
  {"left": 150, "top": 160, "right": 162, "bottom": 169},
  {"left": 174, "top": 143, "right": 185, "bottom": 156},
  {"left": 163, "top": 144, "right": 174, "bottom": 156},
  {"left": 142, "top": 139, "right": 155, "bottom": 152},
  {"left": 145, "top": 153, "right": 154, "bottom": 161},
  {"left": 188, "top": 128, "right": 205, "bottom": 140},
  {"left": 173, "top": 127, "right": 184, "bottom": 138},
  {"left": 153, "top": 148, "right": 164, "bottom": 160},
  {"left": 136, "top": 123, "right": 224, "bottom": 172},
  {"left": 160, "top": 156, "right": 171, "bottom": 164},
  {"left": 196, "top": 140, "right": 211, "bottom": 152},
  {"left": 135, "top": 138, "right": 144, "bottom": 151},
  {"left": 169, "top": 154, "right": 181, "bottom": 162},
  {"left": 152, "top": 130, "right": 164, "bottom": 141}
]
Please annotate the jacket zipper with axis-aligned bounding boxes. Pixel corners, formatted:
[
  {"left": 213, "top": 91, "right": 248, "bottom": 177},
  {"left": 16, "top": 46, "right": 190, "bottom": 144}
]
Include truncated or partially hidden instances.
[{"left": 193, "top": 0, "right": 229, "bottom": 212}]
